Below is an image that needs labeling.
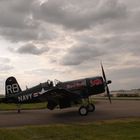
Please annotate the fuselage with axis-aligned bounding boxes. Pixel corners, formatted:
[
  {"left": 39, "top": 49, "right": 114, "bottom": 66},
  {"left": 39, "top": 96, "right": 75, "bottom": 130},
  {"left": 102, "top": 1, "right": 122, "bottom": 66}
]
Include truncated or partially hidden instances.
[
  {"left": 3, "top": 76, "right": 105, "bottom": 104},
  {"left": 57, "top": 76, "right": 105, "bottom": 98}
]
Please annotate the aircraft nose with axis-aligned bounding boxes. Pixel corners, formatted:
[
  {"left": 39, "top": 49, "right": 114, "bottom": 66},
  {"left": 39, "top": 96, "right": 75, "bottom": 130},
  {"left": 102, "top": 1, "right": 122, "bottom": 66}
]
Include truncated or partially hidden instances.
[{"left": 107, "top": 80, "right": 112, "bottom": 84}]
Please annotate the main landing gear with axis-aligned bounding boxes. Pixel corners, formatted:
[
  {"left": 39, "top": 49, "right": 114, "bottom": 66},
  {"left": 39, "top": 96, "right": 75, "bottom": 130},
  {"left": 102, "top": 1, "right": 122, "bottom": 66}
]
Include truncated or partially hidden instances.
[{"left": 78, "top": 103, "right": 95, "bottom": 116}]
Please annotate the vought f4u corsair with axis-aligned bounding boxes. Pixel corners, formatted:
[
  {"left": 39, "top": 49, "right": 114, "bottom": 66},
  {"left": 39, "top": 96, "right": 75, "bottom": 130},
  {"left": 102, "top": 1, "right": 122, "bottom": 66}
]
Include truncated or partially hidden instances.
[{"left": 0, "top": 63, "right": 112, "bottom": 116}]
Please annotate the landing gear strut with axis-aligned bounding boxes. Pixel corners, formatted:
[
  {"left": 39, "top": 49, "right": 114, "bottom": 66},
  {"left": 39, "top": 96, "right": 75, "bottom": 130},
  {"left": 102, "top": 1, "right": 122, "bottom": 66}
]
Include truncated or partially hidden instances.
[{"left": 87, "top": 103, "right": 95, "bottom": 112}]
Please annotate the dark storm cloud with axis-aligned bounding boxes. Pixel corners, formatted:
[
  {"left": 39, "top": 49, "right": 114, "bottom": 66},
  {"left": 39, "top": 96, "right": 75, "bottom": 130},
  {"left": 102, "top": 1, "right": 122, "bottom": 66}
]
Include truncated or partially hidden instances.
[
  {"left": 15, "top": 43, "right": 49, "bottom": 55},
  {"left": 61, "top": 44, "right": 106, "bottom": 65}
]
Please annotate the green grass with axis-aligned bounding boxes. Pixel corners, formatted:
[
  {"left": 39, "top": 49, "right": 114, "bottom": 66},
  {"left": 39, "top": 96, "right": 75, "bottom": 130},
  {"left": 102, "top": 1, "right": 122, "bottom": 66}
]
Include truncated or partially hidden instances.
[
  {"left": 0, "top": 103, "right": 47, "bottom": 111},
  {"left": 0, "top": 119, "right": 140, "bottom": 140}
]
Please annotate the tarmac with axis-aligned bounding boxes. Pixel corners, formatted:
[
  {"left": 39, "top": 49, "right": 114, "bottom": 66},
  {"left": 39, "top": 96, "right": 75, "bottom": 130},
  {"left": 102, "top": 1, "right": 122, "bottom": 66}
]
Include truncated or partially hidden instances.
[{"left": 0, "top": 100, "right": 140, "bottom": 127}]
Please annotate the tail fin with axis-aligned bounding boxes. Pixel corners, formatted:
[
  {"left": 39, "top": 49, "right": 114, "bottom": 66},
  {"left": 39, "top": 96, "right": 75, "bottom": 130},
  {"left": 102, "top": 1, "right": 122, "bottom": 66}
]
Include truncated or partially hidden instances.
[{"left": 5, "top": 76, "right": 22, "bottom": 96}]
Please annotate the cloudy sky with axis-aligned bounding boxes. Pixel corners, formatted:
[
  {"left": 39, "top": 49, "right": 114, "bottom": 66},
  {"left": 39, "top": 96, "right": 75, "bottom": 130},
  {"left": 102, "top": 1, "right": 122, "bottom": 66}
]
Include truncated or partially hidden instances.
[{"left": 0, "top": 0, "right": 140, "bottom": 94}]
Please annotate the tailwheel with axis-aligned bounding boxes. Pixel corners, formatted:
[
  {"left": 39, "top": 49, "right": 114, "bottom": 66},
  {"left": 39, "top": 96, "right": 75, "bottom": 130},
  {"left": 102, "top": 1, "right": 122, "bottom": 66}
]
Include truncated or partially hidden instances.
[
  {"left": 17, "top": 104, "right": 21, "bottom": 113},
  {"left": 78, "top": 106, "right": 88, "bottom": 116},
  {"left": 87, "top": 103, "right": 95, "bottom": 112},
  {"left": 17, "top": 109, "right": 21, "bottom": 113}
]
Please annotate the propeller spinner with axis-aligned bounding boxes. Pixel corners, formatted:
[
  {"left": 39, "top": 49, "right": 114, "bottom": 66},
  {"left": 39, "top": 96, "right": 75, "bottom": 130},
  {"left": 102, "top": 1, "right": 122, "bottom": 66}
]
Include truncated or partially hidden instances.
[{"left": 101, "top": 62, "right": 112, "bottom": 103}]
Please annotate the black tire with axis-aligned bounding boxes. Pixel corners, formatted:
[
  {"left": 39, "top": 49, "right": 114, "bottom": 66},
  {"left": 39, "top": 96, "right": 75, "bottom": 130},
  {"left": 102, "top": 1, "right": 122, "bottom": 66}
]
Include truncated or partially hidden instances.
[
  {"left": 17, "top": 109, "right": 21, "bottom": 113},
  {"left": 87, "top": 103, "right": 95, "bottom": 112},
  {"left": 78, "top": 106, "right": 88, "bottom": 116}
]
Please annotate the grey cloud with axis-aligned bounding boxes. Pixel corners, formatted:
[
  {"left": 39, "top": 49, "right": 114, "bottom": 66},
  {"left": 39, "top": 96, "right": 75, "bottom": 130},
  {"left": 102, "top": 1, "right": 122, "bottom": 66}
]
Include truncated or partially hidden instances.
[
  {"left": 0, "top": 28, "right": 39, "bottom": 42},
  {"left": 0, "top": 65, "right": 14, "bottom": 72},
  {"left": 25, "top": 68, "right": 53, "bottom": 76},
  {"left": 110, "top": 66, "right": 140, "bottom": 80},
  {"left": 121, "top": 34, "right": 140, "bottom": 56},
  {"left": 61, "top": 44, "right": 106, "bottom": 66},
  {"left": 0, "top": 0, "right": 55, "bottom": 42},
  {"left": 109, "top": 66, "right": 140, "bottom": 90},
  {"left": 25, "top": 68, "right": 68, "bottom": 77},
  {"left": 0, "top": 57, "right": 14, "bottom": 71},
  {"left": 0, "top": 0, "right": 35, "bottom": 29},
  {"left": 0, "top": 23, "right": 56, "bottom": 42},
  {"left": 15, "top": 43, "right": 49, "bottom": 55},
  {"left": 100, "top": 34, "right": 140, "bottom": 56},
  {"left": 0, "top": 0, "right": 129, "bottom": 43},
  {"left": 96, "top": 0, "right": 127, "bottom": 20},
  {"left": 0, "top": 57, "right": 11, "bottom": 63},
  {"left": 0, "top": 0, "right": 39, "bottom": 42},
  {"left": 74, "top": 32, "right": 140, "bottom": 63},
  {"left": 33, "top": 0, "right": 127, "bottom": 30},
  {"left": 101, "top": 9, "right": 140, "bottom": 34},
  {"left": 0, "top": 0, "right": 140, "bottom": 91}
]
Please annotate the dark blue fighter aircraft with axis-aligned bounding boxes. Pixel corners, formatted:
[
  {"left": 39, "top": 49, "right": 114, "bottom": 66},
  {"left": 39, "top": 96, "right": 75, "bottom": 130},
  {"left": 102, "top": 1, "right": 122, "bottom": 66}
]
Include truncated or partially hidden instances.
[{"left": 0, "top": 63, "right": 112, "bottom": 116}]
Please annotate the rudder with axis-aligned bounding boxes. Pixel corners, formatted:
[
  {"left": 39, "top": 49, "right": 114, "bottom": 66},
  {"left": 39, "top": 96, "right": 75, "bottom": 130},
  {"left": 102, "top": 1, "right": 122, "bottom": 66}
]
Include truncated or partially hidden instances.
[{"left": 5, "top": 76, "right": 22, "bottom": 96}]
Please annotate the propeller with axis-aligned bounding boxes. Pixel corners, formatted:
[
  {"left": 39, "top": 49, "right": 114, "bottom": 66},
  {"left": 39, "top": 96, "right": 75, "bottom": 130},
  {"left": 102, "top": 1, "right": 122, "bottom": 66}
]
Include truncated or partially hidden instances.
[{"left": 101, "top": 62, "right": 112, "bottom": 103}]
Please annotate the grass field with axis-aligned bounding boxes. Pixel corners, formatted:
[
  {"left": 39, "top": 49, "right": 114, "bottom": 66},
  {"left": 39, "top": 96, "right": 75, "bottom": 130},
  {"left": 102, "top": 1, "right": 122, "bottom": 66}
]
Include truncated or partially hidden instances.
[
  {"left": 0, "top": 119, "right": 140, "bottom": 140},
  {"left": 0, "top": 100, "right": 140, "bottom": 140},
  {"left": 0, "top": 97, "right": 139, "bottom": 111},
  {"left": 0, "top": 103, "right": 47, "bottom": 111},
  {"left": 0, "top": 96, "right": 139, "bottom": 111}
]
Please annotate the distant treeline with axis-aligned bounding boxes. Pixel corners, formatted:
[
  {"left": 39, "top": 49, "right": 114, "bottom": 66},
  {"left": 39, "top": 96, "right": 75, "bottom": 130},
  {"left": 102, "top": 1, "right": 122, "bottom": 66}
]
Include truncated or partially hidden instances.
[{"left": 116, "top": 93, "right": 140, "bottom": 97}]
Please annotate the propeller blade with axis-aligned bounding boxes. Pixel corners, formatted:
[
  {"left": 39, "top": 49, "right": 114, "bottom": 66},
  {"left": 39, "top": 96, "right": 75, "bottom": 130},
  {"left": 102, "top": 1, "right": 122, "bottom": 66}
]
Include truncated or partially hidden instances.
[
  {"left": 106, "top": 85, "right": 112, "bottom": 104},
  {"left": 101, "top": 62, "right": 107, "bottom": 82},
  {"left": 101, "top": 62, "right": 112, "bottom": 104}
]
